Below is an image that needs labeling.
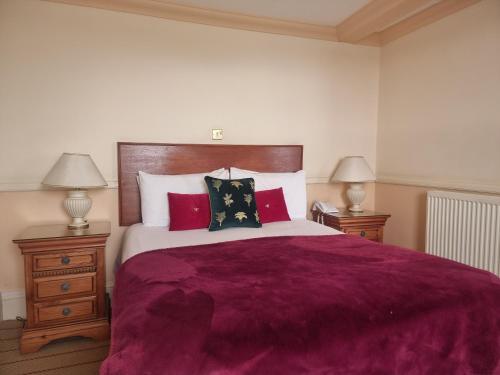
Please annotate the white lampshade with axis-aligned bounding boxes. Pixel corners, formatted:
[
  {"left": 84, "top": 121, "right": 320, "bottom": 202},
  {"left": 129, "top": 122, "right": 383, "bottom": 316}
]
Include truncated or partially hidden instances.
[
  {"left": 332, "top": 156, "right": 375, "bottom": 183},
  {"left": 42, "top": 153, "right": 107, "bottom": 188}
]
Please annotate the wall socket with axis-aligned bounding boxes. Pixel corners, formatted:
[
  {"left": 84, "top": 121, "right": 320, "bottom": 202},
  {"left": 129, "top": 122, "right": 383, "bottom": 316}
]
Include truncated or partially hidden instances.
[{"left": 212, "top": 128, "right": 223, "bottom": 140}]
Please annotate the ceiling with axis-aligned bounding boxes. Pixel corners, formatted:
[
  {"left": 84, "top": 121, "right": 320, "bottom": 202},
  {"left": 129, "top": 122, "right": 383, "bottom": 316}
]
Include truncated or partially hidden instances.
[
  {"left": 164, "top": 0, "right": 372, "bottom": 26},
  {"left": 45, "top": 0, "right": 483, "bottom": 46}
]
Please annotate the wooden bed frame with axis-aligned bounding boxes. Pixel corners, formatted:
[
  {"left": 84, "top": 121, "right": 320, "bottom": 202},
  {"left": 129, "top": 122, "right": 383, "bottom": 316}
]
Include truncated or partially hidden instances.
[{"left": 117, "top": 142, "right": 303, "bottom": 226}]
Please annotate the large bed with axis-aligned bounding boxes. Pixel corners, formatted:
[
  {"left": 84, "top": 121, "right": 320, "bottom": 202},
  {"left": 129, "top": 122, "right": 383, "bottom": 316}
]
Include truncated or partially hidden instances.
[{"left": 101, "top": 143, "right": 500, "bottom": 375}]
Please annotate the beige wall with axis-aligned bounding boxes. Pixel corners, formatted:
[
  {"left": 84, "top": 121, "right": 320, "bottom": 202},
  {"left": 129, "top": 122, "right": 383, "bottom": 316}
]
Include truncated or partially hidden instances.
[
  {"left": 0, "top": 184, "right": 375, "bottom": 292},
  {"left": 376, "top": 0, "right": 500, "bottom": 249},
  {"left": 2, "top": 0, "right": 498, "bottom": 296},
  {"left": 376, "top": 183, "right": 428, "bottom": 251},
  {"left": 0, "top": 0, "right": 379, "bottom": 293},
  {"left": 377, "top": 0, "right": 500, "bottom": 194}
]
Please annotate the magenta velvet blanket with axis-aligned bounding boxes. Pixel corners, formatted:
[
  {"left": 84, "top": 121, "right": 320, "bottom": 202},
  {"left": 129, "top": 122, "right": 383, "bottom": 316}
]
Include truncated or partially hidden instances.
[{"left": 101, "top": 235, "right": 500, "bottom": 375}]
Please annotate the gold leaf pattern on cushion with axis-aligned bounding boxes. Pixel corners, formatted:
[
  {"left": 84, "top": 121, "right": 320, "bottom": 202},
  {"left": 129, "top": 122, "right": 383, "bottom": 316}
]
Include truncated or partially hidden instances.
[
  {"left": 215, "top": 211, "right": 226, "bottom": 227},
  {"left": 230, "top": 181, "right": 243, "bottom": 190},
  {"left": 254, "top": 211, "right": 260, "bottom": 223},
  {"left": 249, "top": 181, "right": 255, "bottom": 191},
  {"left": 223, "top": 193, "right": 234, "bottom": 207},
  {"left": 243, "top": 194, "right": 253, "bottom": 207},
  {"left": 212, "top": 179, "right": 223, "bottom": 192},
  {"left": 234, "top": 212, "right": 248, "bottom": 222}
]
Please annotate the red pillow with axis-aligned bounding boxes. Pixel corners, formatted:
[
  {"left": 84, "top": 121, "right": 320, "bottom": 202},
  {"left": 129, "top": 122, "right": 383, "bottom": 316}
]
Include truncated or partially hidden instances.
[
  {"left": 255, "top": 188, "right": 291, "bottom": 224},
  {"left": 167, "top": 193, "right": 211, "bottom": 231}
]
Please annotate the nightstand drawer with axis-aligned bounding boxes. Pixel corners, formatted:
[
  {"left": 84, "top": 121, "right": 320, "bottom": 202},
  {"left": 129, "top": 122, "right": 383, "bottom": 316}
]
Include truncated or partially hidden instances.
[
  {"left": 34, "top": 273, "right": 96, "bottom": 300},
  {"left": 33, "top": 250, "right": 96, "bottom": 272},
  {"left": 345, "top": 228, "right": 379, "bottom": 241},
  {"left": 34, "top": 297, "right": 97, "bottom": 325}
]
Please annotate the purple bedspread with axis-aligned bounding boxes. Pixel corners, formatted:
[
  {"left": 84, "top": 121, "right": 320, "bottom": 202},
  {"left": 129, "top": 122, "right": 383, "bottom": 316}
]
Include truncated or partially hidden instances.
[{"left": 101, "top": 235, "right": 500, "bottom": 375}]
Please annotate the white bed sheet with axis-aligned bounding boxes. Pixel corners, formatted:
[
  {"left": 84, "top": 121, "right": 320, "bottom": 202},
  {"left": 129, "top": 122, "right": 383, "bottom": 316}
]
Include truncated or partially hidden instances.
[{"left": 120, "top": 219, "right": 341, "bottom": 263}]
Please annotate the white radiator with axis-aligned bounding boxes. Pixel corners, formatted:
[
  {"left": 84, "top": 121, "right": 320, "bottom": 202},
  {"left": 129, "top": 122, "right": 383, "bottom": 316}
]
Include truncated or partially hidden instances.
[{"left": 426, "top": 191, "right": 500, "bottom": 276}]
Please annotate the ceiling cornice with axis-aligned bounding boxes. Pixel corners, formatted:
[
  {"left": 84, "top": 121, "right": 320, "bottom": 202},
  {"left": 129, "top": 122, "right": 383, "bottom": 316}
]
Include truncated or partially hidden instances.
[
  {"left": 336, "top": 0, "right": 438, "bottom": 44},
  {"left": 44, "top": 0, "right": 338, "bottom": 42},
  {"left": 377, "top": 0, "right": 482, "bottom": 45}
]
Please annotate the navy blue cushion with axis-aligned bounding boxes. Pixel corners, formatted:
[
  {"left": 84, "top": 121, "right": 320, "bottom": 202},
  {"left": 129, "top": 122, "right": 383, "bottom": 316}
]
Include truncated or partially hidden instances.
[{"left": 204, "top": 176, "right": 261, "bottom": 231}]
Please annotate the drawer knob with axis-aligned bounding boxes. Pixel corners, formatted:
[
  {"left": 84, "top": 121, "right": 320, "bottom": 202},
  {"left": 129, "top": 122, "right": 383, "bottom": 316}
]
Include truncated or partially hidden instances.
[
  {"left": 62, "top": 307, "right": 71, "bottom": 316},
  {"left": 360, "top": 231, "right": 366, "bottom": 237},
  {"left": 61, "top": 256, "right": 70, "bottom": 265},
  {"left": 61, "top": 282, "right": 70, "bottom": 292}
]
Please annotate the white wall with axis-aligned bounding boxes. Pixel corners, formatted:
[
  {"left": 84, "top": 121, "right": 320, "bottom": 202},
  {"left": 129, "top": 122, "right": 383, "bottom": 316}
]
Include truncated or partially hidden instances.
[
  {"left": 0, "top": 0, "right": 380, "bottom": 190},
  {"left": 376, "top": 0, "right": 500, "bottom": 251},
  {"left": 377, "top": 0, "right": 500, "bottom": 193},
  {"left": 0, "top": 0, "right": 380, "bottom": 317}
]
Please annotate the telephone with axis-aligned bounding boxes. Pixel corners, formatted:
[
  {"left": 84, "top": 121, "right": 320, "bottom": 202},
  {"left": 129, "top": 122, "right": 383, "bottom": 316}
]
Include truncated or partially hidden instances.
[{"left": 313, "top": 201, "right": 339, "bottom": 213}]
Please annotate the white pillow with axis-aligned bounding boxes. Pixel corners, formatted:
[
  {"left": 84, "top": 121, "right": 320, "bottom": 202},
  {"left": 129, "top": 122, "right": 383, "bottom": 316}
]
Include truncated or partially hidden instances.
[
  {"left": 138, "top": 168, "right": 229, "bottom": 227},
  {"left": 230, "top": 167, "right": 306, "bottom": 219}
]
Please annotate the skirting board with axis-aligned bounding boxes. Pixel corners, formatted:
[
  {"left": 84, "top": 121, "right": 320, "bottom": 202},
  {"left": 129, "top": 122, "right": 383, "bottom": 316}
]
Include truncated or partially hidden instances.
[
  {"left": 0, "top": 285, "right": 114, "bottom": 321},
  {"left": 0, "top": 290, "right": 25, "bottom": 321}
]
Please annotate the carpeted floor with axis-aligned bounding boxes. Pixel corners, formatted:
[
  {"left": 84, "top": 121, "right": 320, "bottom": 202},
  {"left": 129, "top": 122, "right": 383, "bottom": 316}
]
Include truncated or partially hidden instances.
[{"left": 0, "top": 320, "right": 109, "bottom": 374}]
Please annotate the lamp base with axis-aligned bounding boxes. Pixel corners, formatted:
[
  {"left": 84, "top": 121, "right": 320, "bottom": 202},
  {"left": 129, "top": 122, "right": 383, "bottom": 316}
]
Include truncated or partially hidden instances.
[
  {"left": 348, "top": 206, "right": 364, "bottom": 213},
  {"left": 346, "top": 183, "right": 366, "bottom": 213},
  {"left": 68, "top": 218, "right": 90, "bottom": 229},
  {"left": 64, "top": 190, "right": 92, "bottom": 229}
]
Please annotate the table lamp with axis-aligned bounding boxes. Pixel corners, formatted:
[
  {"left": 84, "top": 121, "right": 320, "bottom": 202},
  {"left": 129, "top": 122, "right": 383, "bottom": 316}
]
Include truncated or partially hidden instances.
[
  {"left": 332, "top": 156, "right": 375, "bottom": 212},
  {"left": 42, "top": 153, "right": 107, "bottom": 228}
]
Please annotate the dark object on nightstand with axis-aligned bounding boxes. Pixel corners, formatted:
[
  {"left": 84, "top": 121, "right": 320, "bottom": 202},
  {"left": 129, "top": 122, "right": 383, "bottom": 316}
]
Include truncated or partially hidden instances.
[
  {"left": 13, "top": 222, "right": 110, "bottom": 353},
  {"left": 312, "top": 210, "right": 390, "bottom": 243}
]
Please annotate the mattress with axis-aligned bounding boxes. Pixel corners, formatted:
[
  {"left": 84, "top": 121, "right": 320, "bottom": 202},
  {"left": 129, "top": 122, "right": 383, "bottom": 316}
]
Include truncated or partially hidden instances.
[{"left": 120, "top": 219, "right": 340, "bottom": 263}]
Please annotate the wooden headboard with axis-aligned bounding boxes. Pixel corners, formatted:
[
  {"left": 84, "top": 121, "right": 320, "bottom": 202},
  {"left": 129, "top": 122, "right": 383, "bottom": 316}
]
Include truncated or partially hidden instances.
[{"left": 117, "top": 142, "right": 303, "bottom": 226}]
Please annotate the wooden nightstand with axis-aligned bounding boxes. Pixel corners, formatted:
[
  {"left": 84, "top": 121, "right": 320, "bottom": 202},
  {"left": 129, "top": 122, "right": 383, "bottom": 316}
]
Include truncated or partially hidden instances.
[
  {"left": 13, "top": 222, "right": 110, "bottom": 353},
  {"left": 312, "top": 210, "right": 390, "bottom": 243}
]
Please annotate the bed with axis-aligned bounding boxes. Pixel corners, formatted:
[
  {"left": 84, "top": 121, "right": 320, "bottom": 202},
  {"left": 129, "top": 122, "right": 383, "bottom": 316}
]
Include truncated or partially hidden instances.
[{"left": 102, "top": 143, "right": 500, "bottom": 375}]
